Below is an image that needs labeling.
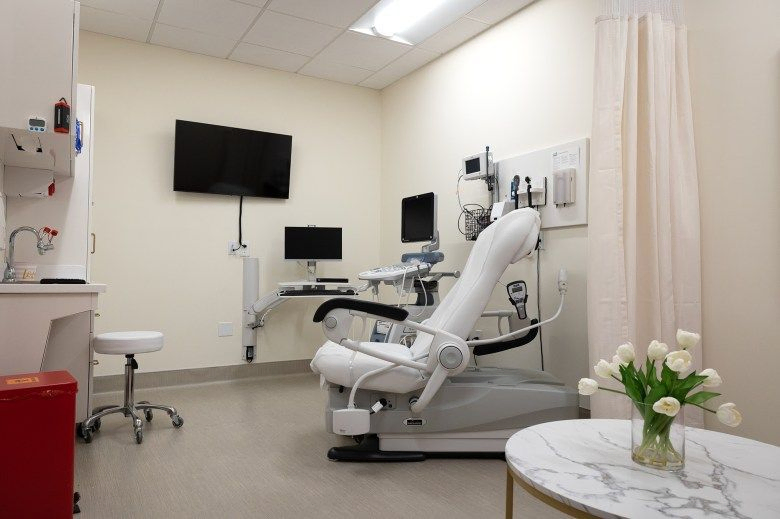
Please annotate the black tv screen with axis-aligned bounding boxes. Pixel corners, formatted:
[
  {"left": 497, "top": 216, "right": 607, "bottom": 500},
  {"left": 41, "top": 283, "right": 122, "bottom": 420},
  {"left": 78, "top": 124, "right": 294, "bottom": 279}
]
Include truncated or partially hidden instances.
[
  {"left": 284, "top": 227, "right": 342, "bottom": 260},
  {"left": 174, "top": 120, "right": 292, "bottom": 199}
]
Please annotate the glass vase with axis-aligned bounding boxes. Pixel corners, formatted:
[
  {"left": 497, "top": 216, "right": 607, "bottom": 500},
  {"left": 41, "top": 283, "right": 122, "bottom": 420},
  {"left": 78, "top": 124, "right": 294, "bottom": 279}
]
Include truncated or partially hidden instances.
[{"left": 630, "top": 401, "right": 685, "bottom": 471}]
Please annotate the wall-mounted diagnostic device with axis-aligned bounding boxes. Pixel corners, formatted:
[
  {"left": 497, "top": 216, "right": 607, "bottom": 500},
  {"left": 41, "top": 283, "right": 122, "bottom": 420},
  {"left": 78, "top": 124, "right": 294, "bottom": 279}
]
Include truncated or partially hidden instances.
[
  {"left": 28, "top": 117, "right": 46, "bottom": 132},
  {"left": 462, "top": 149, "right": 494, "bottom": 182}
]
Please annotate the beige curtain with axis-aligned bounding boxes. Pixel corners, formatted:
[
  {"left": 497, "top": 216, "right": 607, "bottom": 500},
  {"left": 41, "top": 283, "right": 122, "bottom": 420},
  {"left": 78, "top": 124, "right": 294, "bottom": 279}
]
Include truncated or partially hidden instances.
[{"left": 587, "top": 1, "right": 702, "bottom": 425}]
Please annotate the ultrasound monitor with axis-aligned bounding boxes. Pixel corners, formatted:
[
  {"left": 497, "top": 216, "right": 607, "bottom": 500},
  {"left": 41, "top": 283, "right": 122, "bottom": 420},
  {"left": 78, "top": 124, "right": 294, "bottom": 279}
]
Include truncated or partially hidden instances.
[{"left": 401, "top": 192, "right": 437, "bottom": 243}]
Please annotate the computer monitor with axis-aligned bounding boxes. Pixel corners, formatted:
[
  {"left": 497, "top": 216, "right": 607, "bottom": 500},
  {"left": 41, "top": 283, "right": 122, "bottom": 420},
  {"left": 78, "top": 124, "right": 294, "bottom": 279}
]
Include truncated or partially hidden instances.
[
  {"left": 401, "top": 192, "right": 437, "bottom": 243},
  {"left": 284, "top": 227, "right": 342, "bottom": 261}
]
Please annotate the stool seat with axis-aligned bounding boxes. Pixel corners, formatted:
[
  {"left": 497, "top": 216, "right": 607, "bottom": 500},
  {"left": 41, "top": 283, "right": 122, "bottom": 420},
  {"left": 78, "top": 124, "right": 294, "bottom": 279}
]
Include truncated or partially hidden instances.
[{"left": 93, "top": 331, "right": 163, "bottom": 355}]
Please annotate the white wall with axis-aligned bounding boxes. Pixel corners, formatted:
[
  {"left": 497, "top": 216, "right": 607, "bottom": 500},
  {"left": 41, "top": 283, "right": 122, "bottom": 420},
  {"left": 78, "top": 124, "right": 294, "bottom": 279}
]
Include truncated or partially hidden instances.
[
  {"left": 380, "top": 0, "right": 596, "bottom": 393},
  {"left": 78, "top": 32, "right": 382, "bottom": 376},
  {"left": 686, "top": 0, "right": 780, "bottom": 445}
]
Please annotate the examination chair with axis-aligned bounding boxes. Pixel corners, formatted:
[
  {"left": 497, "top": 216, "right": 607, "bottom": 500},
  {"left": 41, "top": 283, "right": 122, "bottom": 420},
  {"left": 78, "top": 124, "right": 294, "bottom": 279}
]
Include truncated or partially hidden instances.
[{"left": 310, "top": 208, "right": 578, "bottom": 461}]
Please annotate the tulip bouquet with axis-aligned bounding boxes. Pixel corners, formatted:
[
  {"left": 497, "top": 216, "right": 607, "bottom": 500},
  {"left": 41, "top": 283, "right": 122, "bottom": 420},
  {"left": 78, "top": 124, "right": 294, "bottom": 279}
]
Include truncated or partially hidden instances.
[{"left": 578, "top": 330, "right": 742, "bottom": 470}]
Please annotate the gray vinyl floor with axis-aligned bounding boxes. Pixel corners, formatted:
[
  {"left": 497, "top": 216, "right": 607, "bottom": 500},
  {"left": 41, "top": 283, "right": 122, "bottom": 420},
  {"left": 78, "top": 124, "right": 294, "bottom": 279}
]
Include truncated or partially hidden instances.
[{"left": 75, "top": 373, "right": 568, "bottom": 519}]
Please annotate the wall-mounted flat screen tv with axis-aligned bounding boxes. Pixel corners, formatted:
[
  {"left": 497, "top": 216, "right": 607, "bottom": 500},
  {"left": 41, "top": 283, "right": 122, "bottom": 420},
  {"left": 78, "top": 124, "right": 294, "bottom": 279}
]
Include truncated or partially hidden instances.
[{"left": 174, "top": 120, "right": 292, "bottom": 199}]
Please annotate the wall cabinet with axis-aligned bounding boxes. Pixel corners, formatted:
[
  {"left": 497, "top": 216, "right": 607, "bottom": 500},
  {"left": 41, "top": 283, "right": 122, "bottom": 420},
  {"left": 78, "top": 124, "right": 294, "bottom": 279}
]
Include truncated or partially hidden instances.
[{"left": 0, "top": 0, "right": 79, "bottom": 177}]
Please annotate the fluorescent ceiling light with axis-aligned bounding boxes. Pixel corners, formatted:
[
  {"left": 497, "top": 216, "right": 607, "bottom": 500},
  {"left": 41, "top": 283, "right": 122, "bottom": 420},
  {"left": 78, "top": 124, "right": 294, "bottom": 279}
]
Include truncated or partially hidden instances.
[{"left": 351, "top": 0, "right": 485, "bottom": 46}]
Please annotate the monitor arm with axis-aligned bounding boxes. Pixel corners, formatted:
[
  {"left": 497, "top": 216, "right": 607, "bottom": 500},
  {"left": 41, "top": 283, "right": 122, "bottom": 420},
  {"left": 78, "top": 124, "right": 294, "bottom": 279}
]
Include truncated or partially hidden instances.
[{"left": 422, "top": 231, "right": 439, "bottom": 253}]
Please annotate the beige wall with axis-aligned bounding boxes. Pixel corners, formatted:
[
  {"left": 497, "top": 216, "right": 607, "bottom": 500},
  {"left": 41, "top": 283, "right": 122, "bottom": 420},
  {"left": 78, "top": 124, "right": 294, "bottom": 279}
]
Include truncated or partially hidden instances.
[
  {"left": 78, "top": 32, "right": 382, "bottom": 376},
  {"left": 686, "top": 0, "right": 780, "bottom": 444},
  {"left": 379, "top": 0, "right": 596, "bottom": 393},
  {"left": 381, "top": 0, "right": 780, "bottom": 445}
]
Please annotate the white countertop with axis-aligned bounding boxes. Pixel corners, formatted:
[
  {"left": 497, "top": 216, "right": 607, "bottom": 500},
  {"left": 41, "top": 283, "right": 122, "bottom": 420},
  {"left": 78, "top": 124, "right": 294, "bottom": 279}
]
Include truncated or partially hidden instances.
[
  {"left": 506, "top": 419, "right": 780, "bottom": 519},
  {"left": 0, "top": 283, "right": 106, "bottom": 294}
]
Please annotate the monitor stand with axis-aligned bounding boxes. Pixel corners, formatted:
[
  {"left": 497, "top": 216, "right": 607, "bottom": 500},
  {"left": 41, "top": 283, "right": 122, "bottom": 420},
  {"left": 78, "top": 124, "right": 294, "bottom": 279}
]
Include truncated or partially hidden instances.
[
  {"left": 422, "top": 231, "right": 440, "bottom": 253},
  {"left": 306, "top": 260, "right": 317, "bottom": 282}
]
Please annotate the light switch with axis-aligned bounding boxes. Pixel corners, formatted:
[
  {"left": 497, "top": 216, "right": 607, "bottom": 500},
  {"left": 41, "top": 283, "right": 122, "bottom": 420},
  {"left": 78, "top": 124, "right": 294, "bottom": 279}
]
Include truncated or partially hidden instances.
[{"left": 218, "top": 322, "right": 233, "bottom": 337}]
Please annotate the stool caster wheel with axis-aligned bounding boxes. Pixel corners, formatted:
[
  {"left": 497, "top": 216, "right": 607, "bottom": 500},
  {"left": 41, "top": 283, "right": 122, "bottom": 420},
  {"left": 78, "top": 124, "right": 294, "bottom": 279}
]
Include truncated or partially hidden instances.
[
  {"left": 80, "top": 424, "right": 93, "bottom": 444},
  {"left": 92, "top": 419, "right": 101, "bottom": 432},
  {"left": 172, "top": 415, "right": 184, "bottom": 428},
  {"left": 135, "top": 429, "right": 143, "bottom": 444},
  {"left": 144, "top": 409, "right": 153, "bottom": 422}
]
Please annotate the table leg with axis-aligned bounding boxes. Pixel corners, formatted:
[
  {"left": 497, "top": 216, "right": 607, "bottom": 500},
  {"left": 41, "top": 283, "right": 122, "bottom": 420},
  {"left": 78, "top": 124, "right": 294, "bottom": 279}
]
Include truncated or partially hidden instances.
[{"left": 505, "top": 467, "right": 514, "bottom": 519}]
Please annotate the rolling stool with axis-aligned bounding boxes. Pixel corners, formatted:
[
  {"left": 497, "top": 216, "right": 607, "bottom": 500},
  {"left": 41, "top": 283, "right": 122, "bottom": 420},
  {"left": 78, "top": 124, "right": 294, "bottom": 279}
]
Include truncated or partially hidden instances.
[{"left": 80, "top": 331, "right": 183, "bottom": 444}]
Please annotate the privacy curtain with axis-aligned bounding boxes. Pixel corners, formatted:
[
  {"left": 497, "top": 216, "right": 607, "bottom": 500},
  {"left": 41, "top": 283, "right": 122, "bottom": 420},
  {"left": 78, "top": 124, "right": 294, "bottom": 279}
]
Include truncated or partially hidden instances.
[{"left": 587, "top": 0, "right": 702, "bottom": 425}]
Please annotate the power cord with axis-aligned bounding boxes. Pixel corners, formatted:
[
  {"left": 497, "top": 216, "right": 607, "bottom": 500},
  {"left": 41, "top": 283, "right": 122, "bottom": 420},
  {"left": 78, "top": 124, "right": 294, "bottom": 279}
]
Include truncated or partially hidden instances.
[
  {"left": 231, "top": 196, "right": 247, "bottom": 253},
  {"left": 536, "top": 246, "right": 544, "bottom": 371}
]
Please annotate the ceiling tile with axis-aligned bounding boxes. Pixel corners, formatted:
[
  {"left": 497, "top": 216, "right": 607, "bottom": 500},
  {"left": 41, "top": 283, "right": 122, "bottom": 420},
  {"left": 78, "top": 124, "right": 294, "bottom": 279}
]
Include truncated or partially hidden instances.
[
  {"left": 359, "top": 48, "right": 439, "bottom": 89},
  {"left": 467, "top": 0, "right": 536, "bottom": 25},
  {"left": 243, "top": 11, "right": 341, "bottom": 57},
  {"left": 419, "top": 17, "right": 488, "bottom": 54},
  {"left": 298, "top": 57, "right": 373, "bottom": 85},
  {"left": 317, "top": 31, "right": 409, "bottom": 71},
  {"left": 267, "top": 0, "right": 377, "bottom": 28},
  {"left": 80, "top": 6, "right": 153, "bottom": 42},
  {"left": 230, "top": 43, "right": 309, "bottom": 72},
  {"left": 79, "top": 0, "right": 160, "bottom": 20},
  {"left": 158, "top": 0, "right": 261, "bottom": 40},
  {"left": 150, "top": 23, "right": 237, "bottom": 58}
]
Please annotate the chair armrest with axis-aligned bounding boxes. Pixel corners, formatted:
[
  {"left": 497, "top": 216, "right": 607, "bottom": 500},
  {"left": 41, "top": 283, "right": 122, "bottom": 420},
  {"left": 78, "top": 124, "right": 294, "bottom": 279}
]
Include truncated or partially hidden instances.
[{"left": 313, "top": 298, "right": 409, "bottom": 323}]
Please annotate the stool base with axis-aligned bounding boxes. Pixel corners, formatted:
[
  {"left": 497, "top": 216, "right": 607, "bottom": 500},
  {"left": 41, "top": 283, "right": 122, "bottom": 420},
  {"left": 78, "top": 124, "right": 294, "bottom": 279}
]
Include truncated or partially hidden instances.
[{"left": 79, "top": 355, "right": 183, "bottom": 444}]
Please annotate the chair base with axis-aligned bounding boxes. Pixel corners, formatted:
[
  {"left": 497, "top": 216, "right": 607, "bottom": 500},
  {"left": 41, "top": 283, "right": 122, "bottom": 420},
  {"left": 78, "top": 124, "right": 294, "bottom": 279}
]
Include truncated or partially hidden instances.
[
  {"left": 327, "top": 435, "right": 425, "bottom": 462},
  {"left": 79, "top": 354, "right": 183, "bottom": 444}
]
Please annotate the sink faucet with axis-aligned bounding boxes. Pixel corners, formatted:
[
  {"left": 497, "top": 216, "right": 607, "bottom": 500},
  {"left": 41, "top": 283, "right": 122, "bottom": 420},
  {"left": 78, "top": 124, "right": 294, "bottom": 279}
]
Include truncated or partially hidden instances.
[{"left": 2, "top": 226, "right": 55, "bottom": 283}]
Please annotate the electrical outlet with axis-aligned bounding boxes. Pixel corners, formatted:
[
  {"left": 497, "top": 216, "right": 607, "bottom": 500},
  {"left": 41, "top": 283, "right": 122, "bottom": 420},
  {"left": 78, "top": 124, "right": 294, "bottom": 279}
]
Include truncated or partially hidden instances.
[
  {"left": 218, "top": 322, "right": 233, "bottom": 337},
  {"left": 228, "top": 241, "right": 249, "bottom": 256}
]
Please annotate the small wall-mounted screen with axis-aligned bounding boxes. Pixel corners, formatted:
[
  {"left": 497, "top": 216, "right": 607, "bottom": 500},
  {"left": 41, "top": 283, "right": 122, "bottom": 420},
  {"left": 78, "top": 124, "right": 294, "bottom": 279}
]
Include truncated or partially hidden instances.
[
  {"left": 174, "top": 120, "right": 292, "bottom": 199},
  {"left": 465, "top": 157, "right": 481, "bottom": 174},
  {"left": 284, "top": 227, "right": 342, "bottom": 260}
]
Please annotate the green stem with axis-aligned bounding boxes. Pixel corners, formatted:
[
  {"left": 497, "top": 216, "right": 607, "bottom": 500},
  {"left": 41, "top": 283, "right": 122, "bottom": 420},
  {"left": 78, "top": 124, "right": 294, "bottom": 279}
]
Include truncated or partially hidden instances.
[{"left": 685, "top": 401, "right": 716, "bottom": 413}]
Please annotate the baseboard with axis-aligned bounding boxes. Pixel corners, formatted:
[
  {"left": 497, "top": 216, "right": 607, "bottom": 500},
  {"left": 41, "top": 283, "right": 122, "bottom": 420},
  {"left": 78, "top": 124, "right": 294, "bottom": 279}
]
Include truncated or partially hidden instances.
[
  {"left": 93, "top": 359, "right": 314, "bottom": 393},
  {"left": 578, "top": 407, "right": 591, "bottom": 419}
]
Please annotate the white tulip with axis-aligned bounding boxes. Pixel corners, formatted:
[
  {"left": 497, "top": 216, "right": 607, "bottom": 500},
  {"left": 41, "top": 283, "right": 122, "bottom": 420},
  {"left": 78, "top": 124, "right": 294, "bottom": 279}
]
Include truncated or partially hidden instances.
[
  {"left": 699, "top": 368, "right": 722, "bottom": 388},
  {"left": 716, "top": 403, "right": 742, "bottom": 427},
  {"left": 611, "top": 355, "right": 627, "bottom": 376},
  {"left": 665, "top": 350, "right": 693, "bottom": 373},
  {"left": 647, "top": 340, "right": 669, "bottom": 361},
  {"left": 594, "top": 359, "right": 614, "bottom": 379},
  {"left": 578, "top": 378, "right": 599, "bottom": 396},
  {"left": 652, "top": 396, "right": 681, "bottom": 417},
  {"left": 616, "top": 342, "right": 635, "bottom": 363},
  {"left": 676, "top": 329, "right": 701, "bottom": 350}
]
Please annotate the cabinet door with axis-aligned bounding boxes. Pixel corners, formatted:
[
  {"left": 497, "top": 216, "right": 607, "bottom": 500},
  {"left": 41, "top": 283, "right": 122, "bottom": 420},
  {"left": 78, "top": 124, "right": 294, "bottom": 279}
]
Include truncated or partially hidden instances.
[
  {"left": 0, "top": 0, "right": 77, "bottom": 132},
  {"left": 41, "top": 311, "right": 93, "bottom": 422}
]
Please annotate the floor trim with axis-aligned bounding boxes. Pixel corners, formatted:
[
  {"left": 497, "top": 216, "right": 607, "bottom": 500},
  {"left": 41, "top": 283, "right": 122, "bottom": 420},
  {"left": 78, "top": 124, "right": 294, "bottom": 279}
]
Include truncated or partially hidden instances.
[{"left": 93, "top": 359, "right": 314, "bottom": 393}]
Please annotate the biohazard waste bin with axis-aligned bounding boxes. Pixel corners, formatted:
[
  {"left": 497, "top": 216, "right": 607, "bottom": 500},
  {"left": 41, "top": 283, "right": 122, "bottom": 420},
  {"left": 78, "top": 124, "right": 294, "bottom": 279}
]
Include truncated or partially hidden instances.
[{"left": 0, "top": 371, "right": 77, "bottom": 518}]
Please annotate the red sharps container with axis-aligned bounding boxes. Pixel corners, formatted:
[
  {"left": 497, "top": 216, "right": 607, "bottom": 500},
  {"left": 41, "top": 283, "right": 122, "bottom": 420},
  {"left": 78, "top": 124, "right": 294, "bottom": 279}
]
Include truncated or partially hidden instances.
[{"left": 0, "top": 371, "right": 77, "bottom": 518}]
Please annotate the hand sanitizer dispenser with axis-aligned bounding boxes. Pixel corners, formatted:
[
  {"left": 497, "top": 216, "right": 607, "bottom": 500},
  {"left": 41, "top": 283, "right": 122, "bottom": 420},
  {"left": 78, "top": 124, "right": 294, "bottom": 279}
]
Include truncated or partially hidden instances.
[{"left": 553, "top": 168, "right": 576, "bottom": 206}]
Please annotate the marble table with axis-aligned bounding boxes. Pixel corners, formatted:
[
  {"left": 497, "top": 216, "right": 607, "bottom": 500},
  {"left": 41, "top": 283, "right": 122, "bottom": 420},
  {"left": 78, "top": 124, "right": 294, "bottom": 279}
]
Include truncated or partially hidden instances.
[{"left": 505, "top": 419, "right": 780, "bottom": 519}]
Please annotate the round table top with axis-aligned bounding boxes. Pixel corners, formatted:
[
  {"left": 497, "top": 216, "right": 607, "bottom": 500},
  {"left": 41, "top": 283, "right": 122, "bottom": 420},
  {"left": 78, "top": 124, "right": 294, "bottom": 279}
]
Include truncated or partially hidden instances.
[{"left": 505, "top": 419, "right": 780, "bottom": 519}]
